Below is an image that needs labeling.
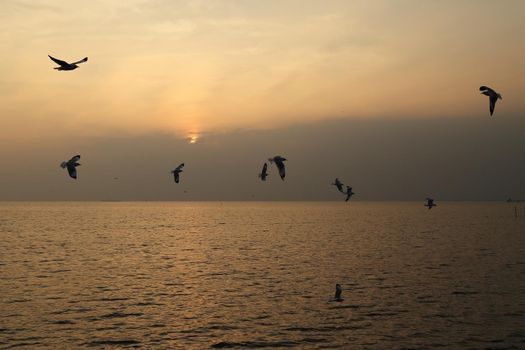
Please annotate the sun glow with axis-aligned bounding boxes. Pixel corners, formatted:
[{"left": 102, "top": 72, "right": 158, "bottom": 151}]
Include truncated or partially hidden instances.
[{"left": 188, "top": 135, "right": 198, "bottom": 144}]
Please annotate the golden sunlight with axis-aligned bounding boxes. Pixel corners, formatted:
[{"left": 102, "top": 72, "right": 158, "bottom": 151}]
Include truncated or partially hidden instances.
[{"left": 188, "top": 134, "right": 199, "bottom": 144}]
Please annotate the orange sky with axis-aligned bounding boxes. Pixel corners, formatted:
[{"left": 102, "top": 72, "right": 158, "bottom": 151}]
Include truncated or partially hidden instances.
[
  {"left": 1, "top": 1, "right": 525, "bottom": 200},
  {"left": 1, "top": 0, "right": 524, "bottom": 143}
]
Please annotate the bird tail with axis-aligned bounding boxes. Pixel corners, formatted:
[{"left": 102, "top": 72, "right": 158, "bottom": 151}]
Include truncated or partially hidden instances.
[{"left": 60, "top": 161, "right": 67, "bottom": 168}]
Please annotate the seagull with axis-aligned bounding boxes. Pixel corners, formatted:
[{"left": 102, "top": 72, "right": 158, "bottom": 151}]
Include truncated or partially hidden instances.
[
  {"left": 60, "top": 155, "right": 81, "bottom": 179},
  {"left": 48, "top": 55, "right": 88, "bottom": 71},
  {"left": 479, "top": 86, "right": 502, "bottom": 116},
  {"left": 344, "top": 186, "right": 355, "bottom": 202},
  {"left": 332, "top": 178, "right": 344, "bottom": 193},
  {"left": 334, "top": 284, "right": 343, "bottom": 302},
  {"left": 259, "top": 162, "right": 268, "bottom": 181},
  {"left": 268, "top": 156, "right": 287, "bottom": 180},
  {"left": 171, "top": 163, "right": 185, "bottom": 183},
  {"left": 425, "top": 197, "right": 436, "bottom": 210}
]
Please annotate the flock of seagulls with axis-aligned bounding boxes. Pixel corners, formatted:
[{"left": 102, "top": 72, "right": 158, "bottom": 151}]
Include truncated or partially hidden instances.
[
  {"left": 331, "top": 178, "right": 355, "bottom": 202},
  {"left": 52, "top": 55, "right": 502, "bottom": 209},
  {"left": 49, "top": 54, "right": 507, "bottom": 304}
]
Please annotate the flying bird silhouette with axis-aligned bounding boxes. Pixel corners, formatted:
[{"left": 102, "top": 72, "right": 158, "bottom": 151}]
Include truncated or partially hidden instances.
[
  {"left": 332, "top": 178, "right": 344, "bottom": 193},
  {"left": 334, "top": 284, "right": 343, "bottom": 302},
  {"left": 268, "top": 156, "right": 287, "bottom": 180},
  {"left": 425, "top": 197, "right": 436, "bottom": 210},
  {"left": 259, "top": 162, "right": 268, "bottom": 181},
  {"left": 479, "top": 86, "right": 502, "bottom": 116},
  {"left": 60, "top": 155, "right": 81, "bottom": 179},
  {"left": 48, "top": 55, "right": 88, "bottom": 71},
  {"left": 344, "top": 186, "right": 355, "bottom": 202},
  {"left": 171, "top": 163, "right": 185, "bottom": 183}
]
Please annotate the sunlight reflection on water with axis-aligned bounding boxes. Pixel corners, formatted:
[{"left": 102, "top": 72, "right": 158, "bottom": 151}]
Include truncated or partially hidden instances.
[{"left": 1, "top": 202, "right": 524, "bottom": 349}]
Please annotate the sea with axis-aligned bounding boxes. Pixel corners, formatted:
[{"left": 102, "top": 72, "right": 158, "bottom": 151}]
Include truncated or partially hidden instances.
[{"left": 1, "top": 202, "right": 524, "bottom": 349}]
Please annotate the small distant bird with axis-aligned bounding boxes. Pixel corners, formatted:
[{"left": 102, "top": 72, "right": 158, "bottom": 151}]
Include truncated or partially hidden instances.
[
  {"left": 268, "top": 156, "right": 287, "bottom": 180},
  {"left": 332, "top": 178, "right": 344, "bottom": 193},
  {"left": 344, "top": 186, "right": 355, "bottom": 202},
  {"left": 171, "top": 163, "right": 185, "bottom": 183},
  {"left": 48, "top": 55, "right": 88, "bottom": 71},
  {"left": 60, "top": 155, "right": 81, "bottom": 179},
  {"left": 479, "top": 86, "right": 502, "bottom": 116},
  {"left": 334, "top": 284, "right": 343, "bottom": 302},
  {"left": 259, "top": 162, "right": 268, "bottom": 181},
  {"left": 425, "top": 197, "right": 436, "bottom": 210}
]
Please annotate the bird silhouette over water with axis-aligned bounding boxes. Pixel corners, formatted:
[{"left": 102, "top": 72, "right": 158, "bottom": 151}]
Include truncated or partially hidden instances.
[
  {"left": 425, "top": 197, "right": 436, "bottom": 210},
  {"left": 48, "top": 55, "right": 88, "bottom": 71},
  {"left": 171, "top": 163, "right": 185, "bottom": 183},
  {"left": 344, "top": 186, "right": 355, "bottom": 201},
  {"left": 60, "top": 155, "right": 81, "bottom": 179},
  {"left": 268, "top": 156, "right": 287, "bottom": 180},
  {"left": 479, "top": 86, "right": 502, "bottom": 116},
  {"left": 259, "top": 162, "right": 268, "bottom": 181},
  {"left": 334, "top": 284, "right": 343, "bottom": 302},
  {"left": 332, "top": 178, "right": 344, "bottom": 193}
]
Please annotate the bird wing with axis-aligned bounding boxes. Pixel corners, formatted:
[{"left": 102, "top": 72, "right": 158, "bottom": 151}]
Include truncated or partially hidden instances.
[
  {"left": 175, "top": 163, "right": 185, "bottom": 172},
  {"left": 262, "top": 162, "right": 267, "bottom": 174},
  {"left": 71, "top": 57, "right": 88, "bottom": 65},
  {"left": 479, "top": 86, "right": 495, "bottom": 93},
  {"left": 174, "top": 172, "right": 180, "bottom": 183},
  {"left": 489, "top": 95, "right": 497, "bottom": 115},
  {"left": 276, "top": 161, "right": 286, "bottom": 180},
  {"left": 69, "top": 155, "right": 81, "bottom": 163},
  {"left": 48, "top": 55, "right": 69, "bottom": 67},
  {"left": 66, "top": 165, "right": 77, "bottom": 179}
]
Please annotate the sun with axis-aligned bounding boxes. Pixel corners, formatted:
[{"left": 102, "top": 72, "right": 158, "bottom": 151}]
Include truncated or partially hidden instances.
[{"left": 188, "top": 135, "right": 198, "bottom": 144}]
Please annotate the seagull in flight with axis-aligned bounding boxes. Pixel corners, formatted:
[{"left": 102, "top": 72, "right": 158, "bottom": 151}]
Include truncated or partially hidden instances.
[
  {"left": 344, "top": 186, "right": 355, "bottom": 202},
  {"left": 425, "top": 197, "right": 436, "bottom": 210},
  {"left": 48, "top": 55, "right": 88, "bottom": 71},
  {"left": 171, "top": 163, "right": 185, "bottom": 183},
  {"left": 332, "top": 178, "right": 344, "bottom": 193},
  {"left": 268, "top": 156, "right": 287, "bottom": 180},
  {"left": 60, "top": 155, "right": 81, "bottom": 179},
  {"left": 479, "top": 86, "right": 502, "bottom": 116},
  {"left": 334, "top": 284, "right": 343, "bottom": 302},
  {"left": 259, "top": 162, "right": 268, "bottom": 181}
]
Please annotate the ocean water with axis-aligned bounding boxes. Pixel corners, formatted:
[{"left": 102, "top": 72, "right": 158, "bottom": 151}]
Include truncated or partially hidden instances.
[{"left": 1, "top": 201, "right": 524, "bottom": 349}]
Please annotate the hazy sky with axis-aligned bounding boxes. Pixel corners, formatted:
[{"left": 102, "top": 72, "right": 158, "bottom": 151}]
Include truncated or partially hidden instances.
[{"left": 1, "top": 0, "right": 524, "bottom": 200}]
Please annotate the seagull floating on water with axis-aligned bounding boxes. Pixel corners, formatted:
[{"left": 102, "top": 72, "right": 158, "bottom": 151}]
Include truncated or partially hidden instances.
[
  {"left": 268, "top": 156, "right": 287, "bottom": 180},
  {"left": 171, "top": 163, "right": 185, "bottom": 183},
  {"left": 344, "top": 186, "right": 355, "bottom": 202},
  {"left": 60, "top": 155, "right": 81, "bottom": 179},
  {"left": 479, "top": 86, "right": 502, "bottom": 116},
  {"left": 48, "top": 55, "right": 88, "bottom": 71},
  {"left": 259, "top": 162, "right": 268, "bottom": 181},
  {"left": 334, "top": 284, "right": 343, "bottom": 302},
  {"left": 425, "top": 197, "right": 436, "bottom": 210},
  {"left": 332, "top": 178, "right": 344, "bottom": 193}
]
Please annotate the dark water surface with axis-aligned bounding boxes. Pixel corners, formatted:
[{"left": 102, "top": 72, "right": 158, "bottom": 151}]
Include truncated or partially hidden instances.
[{"left": 1, "top": 202, "right": 524, "bottom": 349}]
